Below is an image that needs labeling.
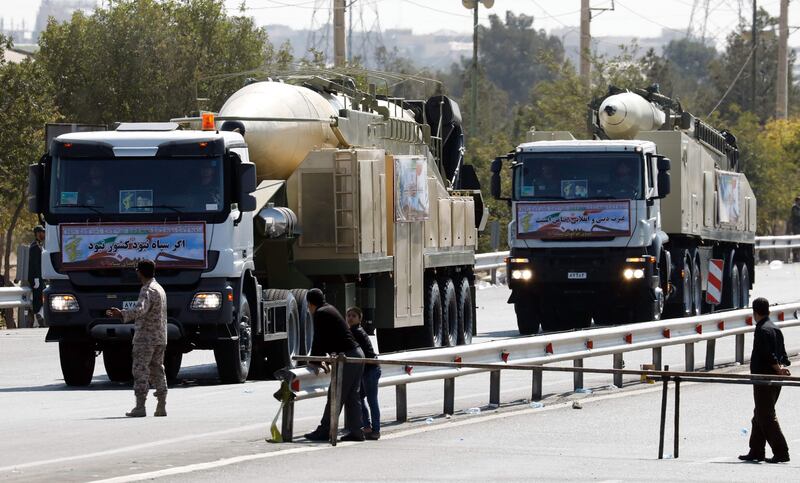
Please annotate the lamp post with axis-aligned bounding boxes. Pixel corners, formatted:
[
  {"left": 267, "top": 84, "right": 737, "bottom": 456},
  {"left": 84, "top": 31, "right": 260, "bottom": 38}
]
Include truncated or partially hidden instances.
[{"left": 462, "top": 0, "right": 494, "bottom": 139}]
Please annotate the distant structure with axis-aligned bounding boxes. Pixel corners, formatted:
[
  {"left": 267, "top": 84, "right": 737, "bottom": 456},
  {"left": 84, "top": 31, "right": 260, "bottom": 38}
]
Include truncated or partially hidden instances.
[{"left": 0, "top": 0, "right": 96, "bottom": 44}]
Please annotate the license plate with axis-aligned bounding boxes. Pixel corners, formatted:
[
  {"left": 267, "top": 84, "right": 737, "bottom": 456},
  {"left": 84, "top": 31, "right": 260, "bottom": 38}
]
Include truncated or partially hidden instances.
[
  {"left": 122, "top": 300, "right": 138, "bottom": 310},
  {"left": 568, "top": 272, "right": 587, "bottom": 280}
]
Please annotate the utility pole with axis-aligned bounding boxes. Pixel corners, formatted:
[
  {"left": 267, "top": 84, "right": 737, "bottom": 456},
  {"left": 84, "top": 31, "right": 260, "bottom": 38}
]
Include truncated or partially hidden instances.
[
  {"left": 333, "top": 0, "right": 346, "bottom": 67},
  {"left": 471, "top": 3, "right": 479, "bottom": 137},
  {"left": 777, "top": 0, "right": 789, "bottom": 118},
  {"left": 751, "top": 0, "right": 757, "bottom": 112},
  {"left": 580, "top": 0, "right": 591, "bottom": 92},
  {"left": 347, "top": 0, "right": 354, "bottom": 63}
]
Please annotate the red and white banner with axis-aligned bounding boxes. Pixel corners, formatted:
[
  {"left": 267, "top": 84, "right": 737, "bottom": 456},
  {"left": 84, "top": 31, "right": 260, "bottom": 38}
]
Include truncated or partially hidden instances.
[{"left": 706, "top": 259, "right": 724, "bottom": 305}]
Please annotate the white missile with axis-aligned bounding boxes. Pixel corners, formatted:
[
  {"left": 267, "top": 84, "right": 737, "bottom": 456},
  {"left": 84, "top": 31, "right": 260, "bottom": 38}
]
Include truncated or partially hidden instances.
[{"left": 598, "top": 92, "right": 666, "bottom": 140}]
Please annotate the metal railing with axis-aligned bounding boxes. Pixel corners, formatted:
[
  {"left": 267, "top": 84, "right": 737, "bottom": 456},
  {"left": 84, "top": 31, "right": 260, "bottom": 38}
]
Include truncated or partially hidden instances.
[
  {"left": 0, "top": 286, "right": 31, "bottom": 310},
  {"left": 755, "top": 234, "right": 800, "bottom": 250},
  {"left": 275, "top": 302, "right": 800, "bottom": 444}
]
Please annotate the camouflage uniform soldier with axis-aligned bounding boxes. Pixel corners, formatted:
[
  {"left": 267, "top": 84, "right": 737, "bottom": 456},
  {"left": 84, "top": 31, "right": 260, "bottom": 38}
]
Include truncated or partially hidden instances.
[{"left": 107, "top": 260, "right": 168, "bottom": 417}]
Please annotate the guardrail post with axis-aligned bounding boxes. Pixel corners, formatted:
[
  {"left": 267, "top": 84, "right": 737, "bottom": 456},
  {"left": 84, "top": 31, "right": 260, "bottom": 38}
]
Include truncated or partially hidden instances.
[
  {"left": 281, "top": 398, "right": 295, "bottom": 442},
  {"left": 490, "top": 268, "right": 497, "bottom": 285},
  {"left": 443, "top": 378, "right": 455, "bottom": 415},
  {"left": 652, "top": 347, "right": 662, "bottom": 371},
  {"left": 531, "top": 367, "right": 542, "bottom": 401},
  {"left": 674, "top": 377, "right": 681, "bottom": 459},
  {"left": 735, "top": 334, "right": 745, "bottom": 364},
  {"left": 573, "top": 359, "right": 584, "bottom": 390},
  {"left": 328, "top": 355, "right": 345, "bottom": 446},
  {"left": 612, "top": 353, "right": 624, "bottom": 388},
  {"left": 396, "top": 384, "right": 408, "bottom": 423},
  {"left": 658, "top": 375, "right": 669, "bottom": 459},
  {"left": 684, "top": 343, "right": 695, "bottom": 372},
  {"left": 705, "top": 339, "right": 716, "bottom": 371},
  {"left": 489, "top": 370, "right": 501, "bottom": 405}
]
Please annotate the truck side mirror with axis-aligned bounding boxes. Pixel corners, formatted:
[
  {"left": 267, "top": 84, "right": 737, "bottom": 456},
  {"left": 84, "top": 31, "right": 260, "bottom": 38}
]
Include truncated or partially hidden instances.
[
  {"left": 657, "top": 156, "right": 671, "bottom": 198},
  {"left": 28, "top": 163, "right": 44, "bottom": 214},
  {"left": 236, "top": 162, "right": 257, "bottom": 212},
  {"left": 490, "top": 157, "right": 503, "bottom": 199}
]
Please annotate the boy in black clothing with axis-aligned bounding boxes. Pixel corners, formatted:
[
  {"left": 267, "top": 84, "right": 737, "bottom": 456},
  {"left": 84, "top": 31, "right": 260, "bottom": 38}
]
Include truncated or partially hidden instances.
[{"left": 347, "top": 307, "right": 381, "bottom": 440}]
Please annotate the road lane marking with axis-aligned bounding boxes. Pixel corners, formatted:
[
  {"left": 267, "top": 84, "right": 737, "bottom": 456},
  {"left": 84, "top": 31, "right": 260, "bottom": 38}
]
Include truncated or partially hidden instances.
[{"left": 89, "top": 382, "right": 689, "bottom": 483}]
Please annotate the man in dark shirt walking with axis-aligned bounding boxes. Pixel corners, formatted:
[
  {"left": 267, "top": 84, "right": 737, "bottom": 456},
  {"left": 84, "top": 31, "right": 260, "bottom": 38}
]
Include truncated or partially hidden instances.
[
  {"left": 739, "top": 297, "right": 791, "bottom": 463},
  {"left": 347, "top": 307, "right": 381, "bottom": 440},
  {"left": 303, "top": 289, "right": 366, "bottom": 442}
]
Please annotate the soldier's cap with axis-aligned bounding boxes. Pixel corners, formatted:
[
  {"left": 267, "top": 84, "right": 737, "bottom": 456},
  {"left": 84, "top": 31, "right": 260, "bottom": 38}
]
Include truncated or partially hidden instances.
[
  {"left": 306, "top": 288, "right": 325, "bottom": 307},
  {"left": 33, "top": 225, "right": 45, "bottom": 233}
]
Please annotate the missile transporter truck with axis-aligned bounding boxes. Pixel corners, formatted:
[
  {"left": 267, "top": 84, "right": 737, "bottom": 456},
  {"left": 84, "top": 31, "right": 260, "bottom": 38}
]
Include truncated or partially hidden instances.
[
  {"left": 28, "top": 72, "right": 486, "bottom": 385},
  {"left": 491, "top": 86, "right": 755, "bottom": 334}
]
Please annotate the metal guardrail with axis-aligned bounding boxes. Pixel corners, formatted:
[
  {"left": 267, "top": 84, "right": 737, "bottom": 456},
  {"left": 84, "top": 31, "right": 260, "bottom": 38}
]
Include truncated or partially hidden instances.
[
  {"left": 755, "top": 234, "right": 800, "bottom": 250},
  {"left": 276, "top": 302, "right": 800, "bottom": 443},
  {"left": 0, "top": 286, "right": 31, "bottom": 310}
]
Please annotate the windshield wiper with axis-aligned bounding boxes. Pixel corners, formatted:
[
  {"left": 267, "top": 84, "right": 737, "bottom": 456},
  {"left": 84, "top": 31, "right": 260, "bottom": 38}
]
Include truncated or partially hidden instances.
[
  {"left": 135, "top": 205, "right": 186, "bottom": 215},
  {"left": 56, "top": 203, "right": 104, "bottom": 216}
]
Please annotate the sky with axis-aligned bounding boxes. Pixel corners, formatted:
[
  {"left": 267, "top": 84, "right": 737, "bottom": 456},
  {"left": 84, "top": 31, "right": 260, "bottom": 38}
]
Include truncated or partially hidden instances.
[{"left": 1, "top": 0, "right": 799, "bottom": 48}]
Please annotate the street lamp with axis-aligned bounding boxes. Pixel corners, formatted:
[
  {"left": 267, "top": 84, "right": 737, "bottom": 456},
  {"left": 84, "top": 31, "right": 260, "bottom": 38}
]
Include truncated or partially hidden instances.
[{"left": 462, "top": 0, "right": 494, "bottom": 138}]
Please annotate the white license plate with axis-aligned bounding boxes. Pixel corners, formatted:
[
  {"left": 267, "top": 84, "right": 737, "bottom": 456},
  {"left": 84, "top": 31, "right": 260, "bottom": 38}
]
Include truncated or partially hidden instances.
[
  {"left": 122, "top": 300, "right": 138, "bottom": 310},
  {"left": 568, "top": 272, "right": 587, "bottom": 280}
]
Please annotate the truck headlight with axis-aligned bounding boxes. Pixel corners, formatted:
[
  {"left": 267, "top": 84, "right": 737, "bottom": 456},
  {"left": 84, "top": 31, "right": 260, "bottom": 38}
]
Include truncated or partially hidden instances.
[
  {"left": 511, "top": 269, "right": 533, "bottom": 280},
  {"left": 623, "top": 268, "right": 645, "bottom": 280},
  {"left": 191, "top": 292, "right": 222, "bottom": 310},
  {"left": 50, "top": 294, "right": 79, "bottom": 312}
]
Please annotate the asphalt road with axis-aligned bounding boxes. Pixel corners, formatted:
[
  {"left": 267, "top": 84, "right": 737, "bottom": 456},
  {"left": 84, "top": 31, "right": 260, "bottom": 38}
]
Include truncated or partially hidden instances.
[{"left": 0, "top": 262, "right": 798, "bottom": 482}]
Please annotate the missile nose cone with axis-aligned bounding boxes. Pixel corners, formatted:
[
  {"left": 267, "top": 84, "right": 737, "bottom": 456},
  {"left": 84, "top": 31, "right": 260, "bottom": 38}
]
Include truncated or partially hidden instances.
[{"left": 604, "top": 105, "right": 617, "bottom": 116}]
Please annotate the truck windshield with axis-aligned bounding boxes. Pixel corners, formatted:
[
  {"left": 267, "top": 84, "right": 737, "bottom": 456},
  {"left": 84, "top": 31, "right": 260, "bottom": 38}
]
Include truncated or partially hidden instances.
[
  {"left": 49, "top": 157, "right": 225, "bottom": 216},
  {"left": 514, "top": 152, "right": 644, "bottom": 201}
]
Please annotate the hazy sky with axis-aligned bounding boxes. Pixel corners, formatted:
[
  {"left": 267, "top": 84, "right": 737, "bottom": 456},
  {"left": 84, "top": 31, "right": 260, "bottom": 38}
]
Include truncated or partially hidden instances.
[{"left": 1, "top": 0, "right": 799, "bottom": 48}]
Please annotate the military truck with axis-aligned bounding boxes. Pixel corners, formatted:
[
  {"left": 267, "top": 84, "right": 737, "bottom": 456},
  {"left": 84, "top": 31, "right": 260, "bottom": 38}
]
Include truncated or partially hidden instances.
[
  {"left": 28, "top": 71, "right": 486, "bottom": 385},
  {"left": 491, "top": 86, "right": 756, "bottom": 334}
]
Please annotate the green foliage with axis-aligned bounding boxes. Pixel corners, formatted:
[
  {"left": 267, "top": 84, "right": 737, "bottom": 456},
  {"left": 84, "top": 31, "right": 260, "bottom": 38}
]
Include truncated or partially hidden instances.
[{"left": 37, "top": 0, "right": 276, "bottom": 123}]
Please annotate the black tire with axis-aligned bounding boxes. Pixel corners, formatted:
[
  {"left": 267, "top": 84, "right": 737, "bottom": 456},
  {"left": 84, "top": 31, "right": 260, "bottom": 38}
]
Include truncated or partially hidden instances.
[
  {"left": 102, "top": 343, "right": 132, "bottom": 382},
  {"left": 214, "top": 298, "right": 252, "bottom": 384},
  {"left": 665, "top": 251, "right": 693, "bottom": 318},
  {"left": 439, "top": 278, "right": 458, "bottom": 347},
  {"left": 691, "top": 256, "right": 704, "bottom": 315},
  {"left": 264, "top": 290, "right": 300, "bottom": 379},
  {"left": 729, "top": 263, "right": 741, "bottom": 310},
  {"left": 739, "top": 262, "right": 751, "bottom": 309},
  {"left": 290, "top": 289, "right": 313, "bottom": 357},
  {"left": 59, "top": 340, "right": 96, "bottom": 386},
  {"left": 422, "top": 279, "right": 444, "bottom": 347},
  {"left": 514, "top": 301, "right": 538, "bottom": 335},
  {"left": 164, "top": 346, "right": 182, "bottom": 384},
  {"left": 455, "top": 277, "right": 474, "bottom": 345}
]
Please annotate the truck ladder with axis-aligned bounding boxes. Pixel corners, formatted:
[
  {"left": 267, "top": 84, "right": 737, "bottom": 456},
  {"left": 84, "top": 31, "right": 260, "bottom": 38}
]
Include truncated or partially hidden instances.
[{"left": 334, "top": 150, "right": 358, "bottom": 254}]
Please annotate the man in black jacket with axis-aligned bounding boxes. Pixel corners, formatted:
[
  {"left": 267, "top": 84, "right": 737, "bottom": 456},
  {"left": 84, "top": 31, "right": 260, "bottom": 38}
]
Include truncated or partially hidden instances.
[
  {"left": 28, "top": 226, "right": 46, "bottom": 327},
  {"left": 303, "top": 288, "right": 365, "bottom": 442},
  {"left": 739, "top": 297, "right": 791, "bottom": 463}
]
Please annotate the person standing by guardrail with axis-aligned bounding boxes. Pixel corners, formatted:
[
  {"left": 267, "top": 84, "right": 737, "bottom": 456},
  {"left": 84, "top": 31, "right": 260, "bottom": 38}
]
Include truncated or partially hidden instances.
[
  {"left": 347, "top": 306, "right": 381, "bottom": 440},
  {"left": 28, "top": 226, "right": 46, "bottom": 328},
  {"left": 106, "top": 260, "right": 168, "bottom": 418},
  {"left": 303, "top": 289, "right": 366, "bottom": 442},
  {"left": 739, "top": 297, "right": 791, "bottom": 464},
  {"left": 789, "top": 196, "right": 800, "bottom": 262}
]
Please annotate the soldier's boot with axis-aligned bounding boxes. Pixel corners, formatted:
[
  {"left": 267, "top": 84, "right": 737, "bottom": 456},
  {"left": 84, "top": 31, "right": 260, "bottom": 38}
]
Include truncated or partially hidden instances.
[
  {"left": 154, "top": 396, "right": 167, "bottom": 417},
  {"left": 125, "top": 396, "right": 146, "bottom": 417}
]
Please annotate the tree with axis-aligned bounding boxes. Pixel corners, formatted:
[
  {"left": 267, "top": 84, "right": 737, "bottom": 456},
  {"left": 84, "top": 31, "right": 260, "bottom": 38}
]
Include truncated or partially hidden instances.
[
  {"left": 37, "top": 0, "right": 286, "bottom": 124},
  {"left": 0, "top": 45, "right": 60, "bottom": 328},
  {"left": 660, "top": 38, "right": 717, "bottom": 113}
]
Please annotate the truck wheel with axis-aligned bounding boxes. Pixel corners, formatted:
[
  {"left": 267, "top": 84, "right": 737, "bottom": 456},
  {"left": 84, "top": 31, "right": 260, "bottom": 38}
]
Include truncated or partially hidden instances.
[
  {"left": 514, "top": 301, "right": 538, "bottom": 335},
  {"left": 214, "top": 298, "right": 252, "bottom": 384},
  {"left": 456, "top": 277, "right": 474, "bottom": 345},
  {"left": 691, "top": 257, "right": 703, "bottom": 315},
  {"left": 290, "top": 289, "right": 313, "bottom": 357},
  {"left": 440, "top": 278, "right": 458, "bottom": 347},
  {"left": 164, "top": 346, "right": 182, "bottom": 384},
  {"left": 729, "top": 264, "right": 741, "bottom": 310},
  {"left": 102, "top": 343, "right": 132, "bottom": 382},
  {"left": 739, "top": 263, "right": 751, "bottom": 308},
  {"left": 59, "top": 341, "right": 96, "bottom": 386},
  {"left": 422, "top": 279, "right": 444, "bottom": 347},
  {"left": 264, "top": 291, "right": 300, "bottom": 379}
]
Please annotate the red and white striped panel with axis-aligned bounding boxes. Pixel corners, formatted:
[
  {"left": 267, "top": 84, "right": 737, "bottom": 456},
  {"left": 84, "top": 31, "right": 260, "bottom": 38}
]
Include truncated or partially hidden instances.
[{"left": 706, "top": 258, "right": 724, "bottom": 305}]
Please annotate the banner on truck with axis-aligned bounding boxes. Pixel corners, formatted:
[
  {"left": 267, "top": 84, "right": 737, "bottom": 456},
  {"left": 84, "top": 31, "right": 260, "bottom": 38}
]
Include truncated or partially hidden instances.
[
  {"left": 394, "top": 155, "right": 429, "bottom": 222},
  {"left": 717, "top": 171, "right": 742, "bottom": 225},
  {"left": 60, "top": 223, "right": 206, "bottom": 270},
  {"left": 516, "top": 201, "right": 631, "bottom": 239}
]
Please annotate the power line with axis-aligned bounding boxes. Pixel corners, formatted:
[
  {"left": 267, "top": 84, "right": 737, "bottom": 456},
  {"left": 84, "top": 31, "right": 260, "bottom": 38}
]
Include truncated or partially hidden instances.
[{"left": 706, "top": 45, "right": 756, "bottom": 117}]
